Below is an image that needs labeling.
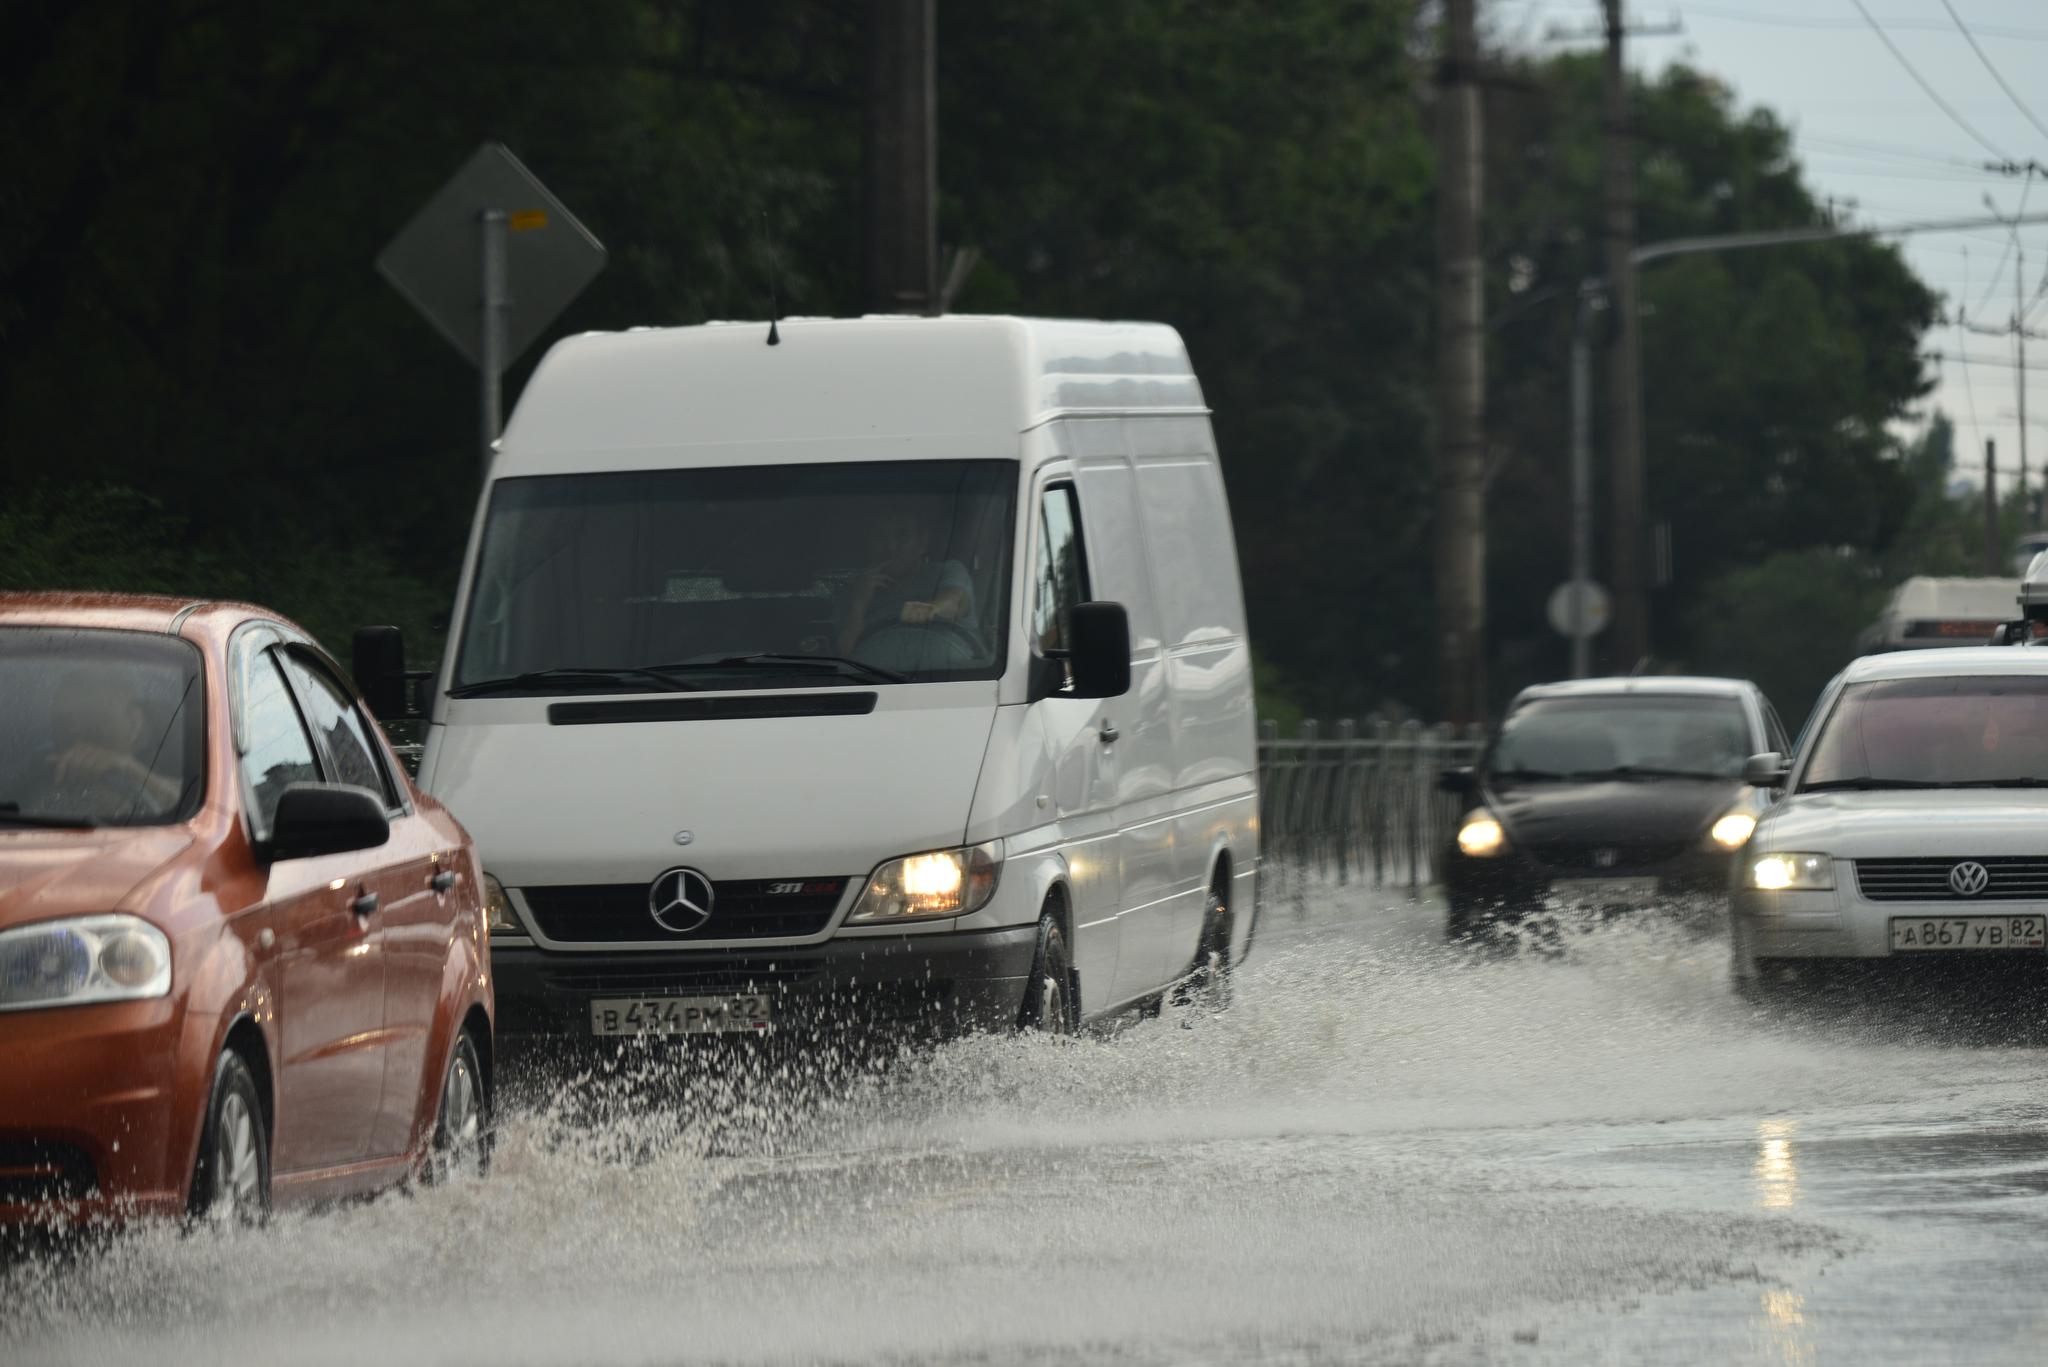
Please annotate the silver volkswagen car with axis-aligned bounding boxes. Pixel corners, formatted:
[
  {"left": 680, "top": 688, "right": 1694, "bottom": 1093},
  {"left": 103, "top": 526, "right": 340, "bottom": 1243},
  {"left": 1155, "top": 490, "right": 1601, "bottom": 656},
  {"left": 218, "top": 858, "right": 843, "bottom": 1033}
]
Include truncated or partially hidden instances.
[{"left": 1732, "top": 638, "right": 2048, "bottom": 1000}]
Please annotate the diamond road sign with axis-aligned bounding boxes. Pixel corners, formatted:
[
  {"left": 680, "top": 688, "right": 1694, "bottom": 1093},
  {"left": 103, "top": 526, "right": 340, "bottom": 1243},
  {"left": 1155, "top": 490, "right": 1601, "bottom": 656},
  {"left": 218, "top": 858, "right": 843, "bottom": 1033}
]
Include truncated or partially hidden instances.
[{"left": 376, "top": 142, "right": 604, "bottom": 371}]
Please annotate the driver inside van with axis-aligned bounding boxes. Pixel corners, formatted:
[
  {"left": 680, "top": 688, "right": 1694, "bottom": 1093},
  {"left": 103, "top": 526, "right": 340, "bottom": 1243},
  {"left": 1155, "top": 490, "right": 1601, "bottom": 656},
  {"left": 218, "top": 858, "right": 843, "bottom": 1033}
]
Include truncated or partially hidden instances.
[{"left": 835, "top": 505, "right": 978, "bottom": 654}]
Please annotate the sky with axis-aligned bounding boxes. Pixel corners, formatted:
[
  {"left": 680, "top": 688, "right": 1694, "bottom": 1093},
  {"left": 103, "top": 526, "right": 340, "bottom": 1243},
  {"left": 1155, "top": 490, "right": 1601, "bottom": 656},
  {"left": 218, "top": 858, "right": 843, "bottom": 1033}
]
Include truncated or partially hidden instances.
[{"left": 1494, "top": 0, "right": 2048, "bottom": 497}]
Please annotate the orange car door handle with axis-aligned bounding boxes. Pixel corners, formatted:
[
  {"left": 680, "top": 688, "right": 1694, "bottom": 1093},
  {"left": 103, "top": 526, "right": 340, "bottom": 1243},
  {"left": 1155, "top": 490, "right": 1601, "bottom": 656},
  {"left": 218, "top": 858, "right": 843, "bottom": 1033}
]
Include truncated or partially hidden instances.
[
  {"left": 352, "top": 892, "right": 380, "bottom": 918},
  {"left": 431, "top": 871, "right": 456, "bottom": 893}
]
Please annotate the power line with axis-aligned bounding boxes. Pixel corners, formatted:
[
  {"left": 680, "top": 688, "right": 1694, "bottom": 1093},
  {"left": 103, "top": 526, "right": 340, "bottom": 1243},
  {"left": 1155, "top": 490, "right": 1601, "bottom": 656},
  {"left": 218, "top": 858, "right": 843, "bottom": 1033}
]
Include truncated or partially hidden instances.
[
  {"left": 1974, "top": 175, "right": 2034, "bottom": 320},
  {"left": 1940, "top": 0, "right": 2048, "bottom": 148},
  {"left": 1850, "top": 0, "right": 2013, "bottom": 163},
  {"left": 1686, "top": 4, "right": 2048, "bottom": 43}
]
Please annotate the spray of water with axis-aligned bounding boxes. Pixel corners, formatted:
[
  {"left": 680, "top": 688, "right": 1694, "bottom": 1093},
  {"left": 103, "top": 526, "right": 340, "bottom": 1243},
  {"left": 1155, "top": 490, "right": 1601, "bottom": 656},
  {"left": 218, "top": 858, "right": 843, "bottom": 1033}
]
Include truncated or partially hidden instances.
[{"left": 6, "top": 885, "right": 2037, "bottom": 1366}]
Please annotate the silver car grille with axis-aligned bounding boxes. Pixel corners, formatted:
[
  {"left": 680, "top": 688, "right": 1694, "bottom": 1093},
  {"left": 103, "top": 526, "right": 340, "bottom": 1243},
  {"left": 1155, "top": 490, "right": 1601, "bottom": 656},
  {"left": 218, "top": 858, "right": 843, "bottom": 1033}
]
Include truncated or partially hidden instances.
[{"left": 1853, "top": 857, "right": 2048, "bottom": 902}]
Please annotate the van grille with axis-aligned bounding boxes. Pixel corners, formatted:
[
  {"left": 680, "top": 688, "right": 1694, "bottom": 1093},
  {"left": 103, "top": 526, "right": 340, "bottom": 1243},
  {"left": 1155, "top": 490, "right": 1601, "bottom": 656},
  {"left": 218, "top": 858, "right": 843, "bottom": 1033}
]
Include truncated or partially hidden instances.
[
  {"left": 521, "top": 879, "right": 846, "bottom": 942},
  {"left": 1854, "top": 857, "right": 2048, "bottom": 901}
]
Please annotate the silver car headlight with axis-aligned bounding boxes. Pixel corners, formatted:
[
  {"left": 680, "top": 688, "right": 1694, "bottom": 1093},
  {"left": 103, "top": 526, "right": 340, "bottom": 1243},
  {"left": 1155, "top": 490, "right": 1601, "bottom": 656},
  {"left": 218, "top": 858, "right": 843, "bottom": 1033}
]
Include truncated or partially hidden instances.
[
  {"left": 1749, "top": 853, "right": 1834, "bottom": 891},
  {"left": 847, "top": 841, "right": 1003, "bottom": 923},
  {"left": 0, "top": 915, "right": 172, "bottom": 1012}
]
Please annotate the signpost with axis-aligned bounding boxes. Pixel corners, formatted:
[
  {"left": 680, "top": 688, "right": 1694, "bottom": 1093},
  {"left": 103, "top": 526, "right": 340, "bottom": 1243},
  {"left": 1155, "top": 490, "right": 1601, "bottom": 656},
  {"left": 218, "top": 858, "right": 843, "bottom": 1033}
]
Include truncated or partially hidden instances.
[
  {"left": 1549, "top": 579, "right": 1612, "bottom": 679},
  {"left": 377, "top": 143, "right": 605, "bottom": 474}
]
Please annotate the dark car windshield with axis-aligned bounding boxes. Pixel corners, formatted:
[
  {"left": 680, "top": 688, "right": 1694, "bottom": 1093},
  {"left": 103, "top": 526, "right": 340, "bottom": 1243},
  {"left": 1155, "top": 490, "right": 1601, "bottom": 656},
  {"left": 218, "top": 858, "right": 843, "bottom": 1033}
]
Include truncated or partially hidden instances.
[
  {"left": 0, "top": 627, "right": 207, "bottom": 828},
  {"left": 1487, "top": 694, "right": 1752, "bottom": 781},
  {"left": 1800, "top": 675, "right": 2048, "bottom": 791},
  {"left": 453, "top": 460, "right": 1017, "bottom": 695}
]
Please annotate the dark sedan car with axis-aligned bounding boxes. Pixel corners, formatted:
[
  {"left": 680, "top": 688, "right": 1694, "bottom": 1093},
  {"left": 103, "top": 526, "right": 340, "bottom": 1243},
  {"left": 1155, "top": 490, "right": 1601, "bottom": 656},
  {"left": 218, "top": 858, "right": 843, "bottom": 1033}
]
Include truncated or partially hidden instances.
[{"left": 1440, "top": 677, "right": 1791, "bottom": 939}]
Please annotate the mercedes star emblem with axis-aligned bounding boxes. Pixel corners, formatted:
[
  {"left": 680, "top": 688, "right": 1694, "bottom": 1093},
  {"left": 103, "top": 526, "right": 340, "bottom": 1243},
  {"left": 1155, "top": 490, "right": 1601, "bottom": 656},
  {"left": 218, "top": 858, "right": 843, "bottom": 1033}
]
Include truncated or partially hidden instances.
[
  {"left": 649, "top": 866, "right": 715, "bottom": 932},
  {"left": 1949, "top": 861, "right": 1990, "bottom": 897}
]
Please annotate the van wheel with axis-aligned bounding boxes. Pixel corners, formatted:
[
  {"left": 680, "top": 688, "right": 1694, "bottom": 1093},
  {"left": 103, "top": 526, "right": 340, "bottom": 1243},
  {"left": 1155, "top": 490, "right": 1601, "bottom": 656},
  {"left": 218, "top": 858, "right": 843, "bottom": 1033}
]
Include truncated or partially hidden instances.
[
  {"left": 1174, "top": 882, "right": 1234, "bottom": 1012},
  {"left": 1019, "top": 912, "right": 1075, "bottom": 1035},
  {"left": 189, "top": 1050, "right": 269, "bottom": 1225},
  {"left": 426, "top": 1031, "right": 490, "bottom": 1184}
]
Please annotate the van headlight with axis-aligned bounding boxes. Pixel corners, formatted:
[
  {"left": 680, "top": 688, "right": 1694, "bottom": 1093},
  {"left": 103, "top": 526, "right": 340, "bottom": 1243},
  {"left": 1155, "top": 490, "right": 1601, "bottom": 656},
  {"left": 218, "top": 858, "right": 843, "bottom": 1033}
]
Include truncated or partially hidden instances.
[
  {"left": 1709, "top": 811, "right": 1758, "bottom": 849},
  {"left": 1749, "top": 853, "right": 1834, "bottom": 891},
  {"left": 481, "top": 874, "right": 522, "bottom": 936},
  {"left": 848, "top": 842, "right": 1003, "bottom": 923},
  {"left": 1456, "top": 814, "right": 1506, "bottom": 858},
  {"left": 0, "top": 915, "right": 172, "bottom": 1012}
]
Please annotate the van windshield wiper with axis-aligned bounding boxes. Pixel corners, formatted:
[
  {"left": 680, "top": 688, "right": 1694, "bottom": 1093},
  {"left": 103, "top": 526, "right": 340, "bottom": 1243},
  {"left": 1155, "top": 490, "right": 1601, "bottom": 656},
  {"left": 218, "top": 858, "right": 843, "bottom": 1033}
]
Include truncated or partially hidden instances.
[
  {"left": 1949, "top": 777, "right": 2048, "bottom": 788},
  {"left": 1488, "top": 767, "right": 1571, "bottom": 783},
  {"left": 447, "top": 666, "right": 700, "bottom": 699},
  {"left": 1589, "top": 765, "right": 1732, "bottom": 781},
  {"left": 671, "top": 654, "right": 911, "bottom": 685},
  {"left": 1798, "top": 777, "right": 1943, "bottom": 791}
]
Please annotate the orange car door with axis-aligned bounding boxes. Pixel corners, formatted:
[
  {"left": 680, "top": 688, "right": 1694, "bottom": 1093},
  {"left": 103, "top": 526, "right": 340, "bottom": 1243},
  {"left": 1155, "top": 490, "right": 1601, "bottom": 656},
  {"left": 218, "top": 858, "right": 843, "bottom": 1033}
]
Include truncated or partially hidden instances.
[
  {"left": 278, "top": 649, "right": 446, "bottom": 1158},
  {"left": 237, "top": 646, "right": 387, "bottom": 1173}
]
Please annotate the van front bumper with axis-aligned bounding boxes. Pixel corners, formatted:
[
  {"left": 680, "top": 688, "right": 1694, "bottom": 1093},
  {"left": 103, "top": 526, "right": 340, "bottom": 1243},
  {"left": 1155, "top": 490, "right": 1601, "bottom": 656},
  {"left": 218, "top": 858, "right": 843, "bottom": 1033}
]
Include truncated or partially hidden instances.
[{"left": 489, "top": 924, "right": 1041, "bottom": 1040}]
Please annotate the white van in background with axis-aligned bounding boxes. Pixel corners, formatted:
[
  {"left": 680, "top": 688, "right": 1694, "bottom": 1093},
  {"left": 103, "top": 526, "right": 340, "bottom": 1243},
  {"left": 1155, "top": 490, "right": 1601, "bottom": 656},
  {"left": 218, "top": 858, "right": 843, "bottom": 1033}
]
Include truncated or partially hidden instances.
[{"left": 358, "top": 316, "right": 1259, "bottom": 1041}]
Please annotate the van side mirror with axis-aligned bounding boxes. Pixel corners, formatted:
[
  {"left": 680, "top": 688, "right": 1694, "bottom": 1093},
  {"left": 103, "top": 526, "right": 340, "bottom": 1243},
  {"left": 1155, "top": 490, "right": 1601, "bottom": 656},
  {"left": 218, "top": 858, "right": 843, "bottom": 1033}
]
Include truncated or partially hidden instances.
[
  {"left": 1439, "top": 766, "right": 1475, "bottom": 795},
  {"left": 352, "top": 625, "right": 409, "bottom": 720},
  {"left": 267, "top": 783, "right": 390, "bottom": 862},
  {"left": 1742, "top": 752, "right": 1791, "bottom": 788},
  {"left": 1065, "top": 602, "right": 1132, "bottom": 699}
]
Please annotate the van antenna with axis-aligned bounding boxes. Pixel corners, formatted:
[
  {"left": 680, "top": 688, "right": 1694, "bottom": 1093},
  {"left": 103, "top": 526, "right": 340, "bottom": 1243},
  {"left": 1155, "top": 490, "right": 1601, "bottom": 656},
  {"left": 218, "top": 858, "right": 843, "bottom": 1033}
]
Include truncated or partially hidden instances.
[{"left": 764, "top": 212, "right": 781, "bottom": 347}]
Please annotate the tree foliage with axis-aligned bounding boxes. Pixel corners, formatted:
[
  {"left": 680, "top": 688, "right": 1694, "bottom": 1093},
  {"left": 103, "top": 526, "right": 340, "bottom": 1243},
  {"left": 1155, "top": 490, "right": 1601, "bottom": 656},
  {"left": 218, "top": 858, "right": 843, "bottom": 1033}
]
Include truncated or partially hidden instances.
[{"left": 0, "top": 6, "right": 1956, "bottom": 720}]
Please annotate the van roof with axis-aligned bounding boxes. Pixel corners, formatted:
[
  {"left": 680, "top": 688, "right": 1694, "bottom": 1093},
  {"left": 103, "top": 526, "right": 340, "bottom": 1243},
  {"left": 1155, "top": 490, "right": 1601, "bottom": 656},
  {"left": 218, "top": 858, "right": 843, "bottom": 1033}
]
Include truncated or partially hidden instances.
[{"left": 494, "top": 315, "right": 1205, "bottom": 475}]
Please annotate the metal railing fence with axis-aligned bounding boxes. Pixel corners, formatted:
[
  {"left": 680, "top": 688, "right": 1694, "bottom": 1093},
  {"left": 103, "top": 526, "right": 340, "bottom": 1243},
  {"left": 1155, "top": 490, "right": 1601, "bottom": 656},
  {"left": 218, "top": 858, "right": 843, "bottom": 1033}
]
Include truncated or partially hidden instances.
[{"left": 1257, "top": 719, "right": 1486, "bottom": 889}]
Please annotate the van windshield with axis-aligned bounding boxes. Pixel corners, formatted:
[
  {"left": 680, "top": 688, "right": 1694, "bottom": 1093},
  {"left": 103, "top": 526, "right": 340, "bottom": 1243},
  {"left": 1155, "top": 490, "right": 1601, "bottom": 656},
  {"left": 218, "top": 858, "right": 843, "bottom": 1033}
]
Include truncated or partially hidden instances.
[{"left": 452, "top": 461, "right": 1018, "bottom": 694}]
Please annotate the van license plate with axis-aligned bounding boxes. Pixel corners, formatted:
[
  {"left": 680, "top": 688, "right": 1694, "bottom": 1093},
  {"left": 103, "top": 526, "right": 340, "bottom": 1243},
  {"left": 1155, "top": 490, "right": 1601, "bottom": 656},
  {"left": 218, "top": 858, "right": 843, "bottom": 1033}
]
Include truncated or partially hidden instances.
[
  {"left": 589, "top": 994, "right": 773, "bottom": 1035},
  {"left": 1889, "top": 916, "right": 2046, "bottom": 951}
]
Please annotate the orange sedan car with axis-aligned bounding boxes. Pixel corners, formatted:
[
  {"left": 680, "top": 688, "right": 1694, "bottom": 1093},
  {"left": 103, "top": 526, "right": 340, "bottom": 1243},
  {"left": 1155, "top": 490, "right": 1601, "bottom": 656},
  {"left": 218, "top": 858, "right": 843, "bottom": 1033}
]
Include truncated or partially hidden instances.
[{"left": 0, "top": 593, "right": 492, "bottom": 1225}]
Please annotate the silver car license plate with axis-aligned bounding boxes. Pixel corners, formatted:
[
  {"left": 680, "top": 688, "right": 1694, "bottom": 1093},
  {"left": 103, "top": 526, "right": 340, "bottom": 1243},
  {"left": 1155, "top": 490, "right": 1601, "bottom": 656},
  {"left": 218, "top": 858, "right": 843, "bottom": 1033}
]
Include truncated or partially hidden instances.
[
  {"left": 589, "top": 994, "right": 773, "bottom": 1036},
  {"left": 1889, "top": 916, "right": 2046, "bottom": 952}
]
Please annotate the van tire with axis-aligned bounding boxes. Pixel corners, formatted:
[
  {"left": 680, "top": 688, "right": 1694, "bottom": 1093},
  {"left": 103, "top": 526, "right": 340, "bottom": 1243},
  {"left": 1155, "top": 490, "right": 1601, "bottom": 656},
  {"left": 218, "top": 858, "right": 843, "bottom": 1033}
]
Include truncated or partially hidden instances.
[
  {"left": 1173, "top": 881, "right": 1234, "bottom": 1013},
  {"left": 1019, "top": 912, "right": 1075, "bottom": 1035}
]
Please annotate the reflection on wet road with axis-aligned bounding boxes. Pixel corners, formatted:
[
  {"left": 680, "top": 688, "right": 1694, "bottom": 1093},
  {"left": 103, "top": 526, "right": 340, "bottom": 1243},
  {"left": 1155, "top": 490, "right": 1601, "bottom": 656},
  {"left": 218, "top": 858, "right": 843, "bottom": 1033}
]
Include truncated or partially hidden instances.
[{"left": 9, "top": 877, "right": 2048, "bottom": 1364}]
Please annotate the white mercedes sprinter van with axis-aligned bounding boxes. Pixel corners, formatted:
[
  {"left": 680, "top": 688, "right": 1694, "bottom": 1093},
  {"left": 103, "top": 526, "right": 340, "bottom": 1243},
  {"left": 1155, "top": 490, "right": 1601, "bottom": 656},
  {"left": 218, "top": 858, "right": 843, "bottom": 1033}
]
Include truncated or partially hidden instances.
[{"left": 364, "top": 316, "right": 1259, "bottom": 1040}]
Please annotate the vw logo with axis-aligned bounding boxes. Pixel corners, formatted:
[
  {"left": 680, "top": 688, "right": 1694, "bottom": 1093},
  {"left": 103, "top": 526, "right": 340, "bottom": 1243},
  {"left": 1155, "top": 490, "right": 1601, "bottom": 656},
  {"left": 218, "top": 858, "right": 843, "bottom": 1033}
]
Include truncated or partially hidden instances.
[
  {"left": 648, "top": 867, "right": 715, "bottom": 933},
  {"left": 1950, "top": 861, "right": 1991, "bottom": 897}
]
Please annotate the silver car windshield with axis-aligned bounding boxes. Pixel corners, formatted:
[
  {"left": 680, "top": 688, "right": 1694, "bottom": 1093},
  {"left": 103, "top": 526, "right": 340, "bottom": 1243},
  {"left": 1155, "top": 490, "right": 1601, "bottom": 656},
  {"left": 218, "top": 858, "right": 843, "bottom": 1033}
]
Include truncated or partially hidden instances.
[
  {"left": 453, "top": 460, "right": 1018, "bottom": 695},
  {"left": 1801, "top": 676, "right": 2048, "bottom": 790},
  {"left": 0, "top": 627, "right": 207, "bottom": 828}
]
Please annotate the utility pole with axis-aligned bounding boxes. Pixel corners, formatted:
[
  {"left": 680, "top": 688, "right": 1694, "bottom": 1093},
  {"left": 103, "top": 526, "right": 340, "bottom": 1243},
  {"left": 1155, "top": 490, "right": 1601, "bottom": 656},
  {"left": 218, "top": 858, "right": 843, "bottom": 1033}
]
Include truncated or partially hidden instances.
[
  {"left": 1434, "top": 0, "right": 1486, "bottom": 722},
  {"left": 864, "top": 0, "right": 936, "bottom": 313},
  {"left": 1987, "top": 439, "right": 2002, "bottom": 574},
  {"left": 2017, "top": 239, "right": 2031, "bottom": 522},
  {"left": 1602, "top": 0, "right": 1648, "bottom": 672}
]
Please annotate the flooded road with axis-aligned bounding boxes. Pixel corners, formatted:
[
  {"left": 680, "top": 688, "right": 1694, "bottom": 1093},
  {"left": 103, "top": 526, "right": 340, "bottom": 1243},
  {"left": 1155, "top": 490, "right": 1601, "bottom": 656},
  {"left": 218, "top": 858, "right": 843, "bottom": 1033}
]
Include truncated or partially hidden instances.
[{"left": 10, "top": 878, "right": 2048, "bottom": 1365}]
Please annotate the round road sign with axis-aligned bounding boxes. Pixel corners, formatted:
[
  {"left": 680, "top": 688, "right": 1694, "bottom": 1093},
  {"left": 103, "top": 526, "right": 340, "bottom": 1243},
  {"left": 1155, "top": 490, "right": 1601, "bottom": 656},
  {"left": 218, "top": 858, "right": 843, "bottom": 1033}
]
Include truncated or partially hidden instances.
[{"left": 1548, "top": 579, "right": 1612, "bottom": 639}]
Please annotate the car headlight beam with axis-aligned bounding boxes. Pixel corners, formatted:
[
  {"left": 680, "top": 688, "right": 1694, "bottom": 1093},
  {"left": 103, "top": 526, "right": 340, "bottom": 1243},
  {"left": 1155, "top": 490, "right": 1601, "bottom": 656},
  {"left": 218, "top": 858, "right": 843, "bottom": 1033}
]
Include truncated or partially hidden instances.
[
  {"left": 0, "top": 915, "right": 171, "bottom": 1012},
  {"left": 1456, "top": 814, "right": 1506, "bottom": 859},
  {"left": 1749, "top": 852, "right": 1834, "bottom": 891},
  {"left": 1710, "top": 811, "right": 1758, "bottom": 849},
  {"left": 848, "top": 842, "right": 1003, "bottom": 923}
]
